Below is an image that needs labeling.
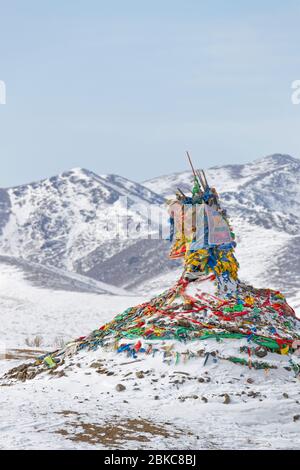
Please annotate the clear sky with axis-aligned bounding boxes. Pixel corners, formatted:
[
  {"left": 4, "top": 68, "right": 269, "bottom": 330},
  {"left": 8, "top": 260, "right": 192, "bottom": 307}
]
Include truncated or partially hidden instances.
[{"left": 1, "top": 0, "right": 300, "bottom": 187}]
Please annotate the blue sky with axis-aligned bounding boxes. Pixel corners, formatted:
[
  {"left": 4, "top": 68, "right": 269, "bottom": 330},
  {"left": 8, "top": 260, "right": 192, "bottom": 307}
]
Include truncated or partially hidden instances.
[{"left": 0, "top": 0, "right": 300, "bottom": 186}]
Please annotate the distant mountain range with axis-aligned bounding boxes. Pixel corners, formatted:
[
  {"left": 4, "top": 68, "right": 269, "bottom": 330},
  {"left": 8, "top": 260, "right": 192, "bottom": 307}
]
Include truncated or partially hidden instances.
[{"left": 0, "top": 154, "right": 299, "bottom": 297}]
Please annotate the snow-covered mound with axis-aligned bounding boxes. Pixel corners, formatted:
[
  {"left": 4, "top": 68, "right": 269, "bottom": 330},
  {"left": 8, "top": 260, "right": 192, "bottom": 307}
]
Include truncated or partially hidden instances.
[
  {"left": 2, "top": 342, "right": 300, "bottom": 449},
  {"left": 1, "top": 264, "right": 300, "bottom": 449},
  {"left": 3, "top": 272, "right": 300, "bottom": 384}
]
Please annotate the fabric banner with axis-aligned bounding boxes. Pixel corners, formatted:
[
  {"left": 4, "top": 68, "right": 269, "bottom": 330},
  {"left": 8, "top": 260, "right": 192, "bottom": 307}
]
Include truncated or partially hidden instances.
[
  {"left": 205, "top": 204, "right": 233, "bottom": 246},
  {"left": 168, "top": 201, "right": 183, "bottom": 238},
  {"left": 189, "top": 204, "right": 205, "bottom": 250}
]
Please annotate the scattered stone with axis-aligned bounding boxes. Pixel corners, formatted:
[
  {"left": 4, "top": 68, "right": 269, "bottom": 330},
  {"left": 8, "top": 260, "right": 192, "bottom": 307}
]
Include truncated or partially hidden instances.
[
  {"left": 115, "top": 384, "right": 126, "bottom": 392},
  {"left": 198, "top": 377, "right": 205, "bottom": 383},
  {"left": 283, "top": 393, "right": 289, "bottom": 399},
  {"left": 135, "top": 371, "right": 144, "bottom": 379},
  {"left": 90, "top": 362, "right": 103, "bottom": 369},
  {"left": 154, "top": 396, "right": 160, "bottom": 400},
  {"left": 293, "top": 415, "right": 300, "bottom": 422},
  {"left": 248, "top": 391, "right": 260, "bottom": 398},
  {"left": 201, "top": 396, "right": 208, "bottom": 403},
  {"left": 255, "top": 347, "right": 268, "bottom": 358},
  {"left": 55, "top": 370, "right": 66, "bottom": 378},
  {"left": 223, "top": 394, "right": 231, "bottom": 404},
  {"left": 247, "top": 378, "right": 254, "bottom": 384}
]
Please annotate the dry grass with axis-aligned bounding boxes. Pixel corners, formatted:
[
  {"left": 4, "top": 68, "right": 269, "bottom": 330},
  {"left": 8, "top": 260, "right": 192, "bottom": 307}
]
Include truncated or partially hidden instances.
[
  {"left": 54, "top": 414, "right": 183, "bottom": 447},
  {"left": 53, "top": 336, "right": 66, "bottom": 349},
  {"left": 25, "top": 336, "right": 43, "bottom": 348},
  {"left": 3, "top": 348, "right": 47, "bottom": 360}
]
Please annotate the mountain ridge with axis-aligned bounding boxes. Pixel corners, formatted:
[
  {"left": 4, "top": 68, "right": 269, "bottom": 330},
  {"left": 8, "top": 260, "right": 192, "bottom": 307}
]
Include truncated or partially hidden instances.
[{"left": 0, "top": 153, "right": 299, "bottom": 298}]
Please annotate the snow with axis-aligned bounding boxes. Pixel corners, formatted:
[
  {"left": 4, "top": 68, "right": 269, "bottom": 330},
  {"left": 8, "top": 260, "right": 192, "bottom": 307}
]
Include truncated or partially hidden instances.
[
  {"left": 1, "top": 258, "right": 300, "bottom": 449},
  {"left": 0, "top": 261, "right": 143, "bottom": 351},
  {"left": 1, "top": 339, "right": 300, "bottom": 449},
  {"left": 1, "top": 154, "right": 300, "bottom": 449}
]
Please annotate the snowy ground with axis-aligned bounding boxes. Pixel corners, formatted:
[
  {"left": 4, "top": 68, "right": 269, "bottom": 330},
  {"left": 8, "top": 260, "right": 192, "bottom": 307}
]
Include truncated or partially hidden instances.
[{"left": 1, "top": 261, "right": 300, "bottom": 449}]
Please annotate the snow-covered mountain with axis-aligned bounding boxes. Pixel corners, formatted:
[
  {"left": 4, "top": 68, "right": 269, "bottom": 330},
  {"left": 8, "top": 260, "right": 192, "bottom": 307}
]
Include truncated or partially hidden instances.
[
  {"left": 144, "top": 154, "right": 300, "bottom": 297},
  {"left": 0, "top": 168, "right": 164, "bottom": 273},
  {"left": 0, "top": 154, "right": 299, "bottom": 298},
  {"left": 144, "top": 154, "right": 300, "bottom": 235}
]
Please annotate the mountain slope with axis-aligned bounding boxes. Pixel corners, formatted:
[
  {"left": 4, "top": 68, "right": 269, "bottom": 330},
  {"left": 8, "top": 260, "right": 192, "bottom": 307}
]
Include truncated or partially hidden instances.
[
  {"left": 0, "top": 168, "right": 164, "bottom": 272},
  {"left": 144, "top": 154, "right": 300, "bottom": 234},
  {"left": 0, "top": 154, "right": 299, "bottom": 299},
  {"left": 0, "top": 255, "right": 130, "bottom": 296},
  {"left": 143, "top": 154, "right": 300, "bottom": 297}
]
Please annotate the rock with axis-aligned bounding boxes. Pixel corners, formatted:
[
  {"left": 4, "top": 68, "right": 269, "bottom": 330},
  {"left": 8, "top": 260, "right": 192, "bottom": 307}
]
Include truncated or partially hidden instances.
[
  {"left": 255, "top": 347, "right": 268, "bottom": 358},
  {"left": 90, "top": 361, "right": 103, "bottom": 368},
  {"left": 223, "top": 394, "right": 231, "bottom": 404},
  {"left": 154, "top": 396, "right": 160, "bottom": 400},
  {"left": 192, "top": 395, "right": 198, "bottom": 399},
  {"left": 135, "top": 371, "right": 144, "bottom": 379},
  {"left": 283, "top": 393, "right": 289, "bottom": 399},
  {"left": 293, "top": 415, "right": 300, "bottom": 422},
  {"left": 198, "top": 377, "right": 205, "bottom": 383},
  {"left": 17, "top": 371, "right": 27, "bottom": 382},
  {"left": 248, "top": 390, "right": 260, "bottom": 398},
  {"left": 247, "top": 378, "right": 254, "bottom": 384},
  {"left": 116, "top": 383, "right": 126, "bottom": 392},
  {"left": 201, "top": 396, "right": 208, "bottom": 403},
  {"left": 27, "top": 371, "right": 36, "bottom": 380},
  {"left": 56, "top": 370, "right": 66, "bottom": 378}
]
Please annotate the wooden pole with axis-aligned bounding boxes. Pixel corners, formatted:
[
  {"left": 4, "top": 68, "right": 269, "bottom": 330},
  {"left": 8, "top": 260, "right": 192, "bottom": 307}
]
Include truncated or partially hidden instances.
[
  {"left": 196, "top": 169, "right": 206, "bottom": 191},
  {"left": 186, "top": 151, "right": 198, "bottom": 180}
]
